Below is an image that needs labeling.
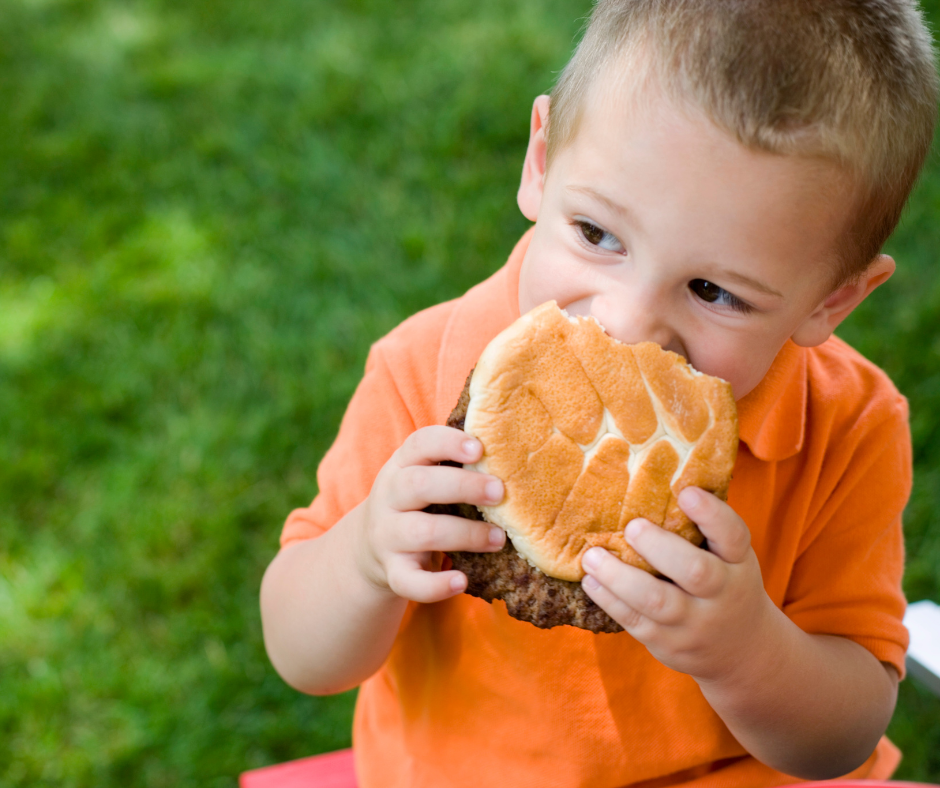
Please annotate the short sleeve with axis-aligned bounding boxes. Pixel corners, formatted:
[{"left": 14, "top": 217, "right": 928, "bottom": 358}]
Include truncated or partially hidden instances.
[
  {"left": 280, "top": 347, "right": 419, "bottom": 548},
  {"left": 782, "top": 397, "right": 912, "bottom": 676}
]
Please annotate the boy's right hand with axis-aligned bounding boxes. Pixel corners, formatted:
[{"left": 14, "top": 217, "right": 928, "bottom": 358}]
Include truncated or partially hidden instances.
[{"left": 355, "top": 426, "right": 506, "bottom": 604}]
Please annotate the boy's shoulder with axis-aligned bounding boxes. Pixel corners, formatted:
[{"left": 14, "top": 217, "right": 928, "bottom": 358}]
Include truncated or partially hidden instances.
[
  {"left": 797, "top": 334, "right": 910, "bottom": 466},
  {"left": 368, "top": 234, "right": 530, "bottom": 425},
  {"left": 371, "top": 232, "right": 530, "bottom": 366},
  {"left": 367, "top": 282, "right": 497, "bottom": 400},
  {"left": 360, "top": 299, "right": 460, "bottom": 431},
  {"left": 371, "top": 298, "right": 459, "bottom": 361},
  {"left": 806, "top": 335, "right": 907, "bottom": 421}
]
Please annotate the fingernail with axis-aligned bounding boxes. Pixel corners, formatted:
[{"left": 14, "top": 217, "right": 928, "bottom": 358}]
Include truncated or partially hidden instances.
[
  {"left": 462, "top": 439, "right": 480, "bottom": 458},
  {"left": 488, "top": 526, "right": 505, "bottom": 546},
  {"left": 582, "top": 547, "right": 604, "bottom": 570},
  {"left": 625, "top": 519, "right": 645, "bottom": 544},
  {"left": 450, "top": 575, "right": 466, "bottom": 592},
  {"left": 484, "top": 479, "right": 503, "bottom": 503},
  {"left": 679, "top": 487, "right": 701, "bottom": 510},
  {"left": 583, "top": 574, "right": 600, "bottom": 591}
]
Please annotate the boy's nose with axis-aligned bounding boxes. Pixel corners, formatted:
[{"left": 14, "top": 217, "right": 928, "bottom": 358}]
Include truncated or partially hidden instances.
[{"left": 588, "top": 293, "right": 685, "bottom": 357}]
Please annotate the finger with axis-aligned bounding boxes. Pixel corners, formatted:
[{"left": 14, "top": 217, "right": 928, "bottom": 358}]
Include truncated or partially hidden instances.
[
  {"left": 390, "top": 511, "right": 505, "bottom": 554},
  {"left": 580, "top": 572, "right": 646, "bottom": 632},
  {"left": 624, "top": 518, "right": 724, "bottom": 599},
  {"left": 677, "top": 487, "right": 751, "bottom": 564},
  {"left": 581, "top": 546, "right": 685, "bottom": 625},
  {"left": 395, "top": 426, "right": 484, "bottom": 468},
  {"left": 386, "top": 555, "right": 468, "bottom": 604},
  {"left": 389, "top": 464, "right": 503, "bottom": 511}
]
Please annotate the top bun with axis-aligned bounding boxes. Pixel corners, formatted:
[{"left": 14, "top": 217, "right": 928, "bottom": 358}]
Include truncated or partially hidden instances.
[{"left": 463, "top": 301, "right": 738, "bottom": 582}]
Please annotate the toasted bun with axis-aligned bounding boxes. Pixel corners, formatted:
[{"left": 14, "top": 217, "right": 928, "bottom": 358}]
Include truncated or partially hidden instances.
[{"left": 463, "top": 301, "right": 738, "bottom": 582}]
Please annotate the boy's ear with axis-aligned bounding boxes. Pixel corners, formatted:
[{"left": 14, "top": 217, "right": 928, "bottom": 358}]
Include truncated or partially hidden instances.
[
  {"left": 791, "top": 254, "right": 896, "bottom": 347},
  {"left": 517, "top": 95, "right": 551, "bottom": 222}
]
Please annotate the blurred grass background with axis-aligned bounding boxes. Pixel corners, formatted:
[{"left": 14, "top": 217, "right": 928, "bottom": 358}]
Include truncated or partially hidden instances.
[{"left": 0, "top": 0, "right": 938, "bottom": 784}]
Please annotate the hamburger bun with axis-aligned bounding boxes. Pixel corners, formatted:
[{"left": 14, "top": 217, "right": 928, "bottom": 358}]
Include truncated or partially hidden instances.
[{"left": 462, "top": 301, "right": 738, "bottom": 583}]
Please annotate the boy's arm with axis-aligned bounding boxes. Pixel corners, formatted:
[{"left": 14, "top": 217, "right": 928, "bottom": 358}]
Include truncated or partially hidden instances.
[
  {"left": 261, "top": 428, "right": 505, "bottom": 695},
  {"left": 260, "top": 503, "right": 407, "bottom": 696},
  {"left": 697, "top": 598, "right": 898, "bottom": 778},
  {"left": 582, "top": 486, "right": 900, "bottom": 779}
]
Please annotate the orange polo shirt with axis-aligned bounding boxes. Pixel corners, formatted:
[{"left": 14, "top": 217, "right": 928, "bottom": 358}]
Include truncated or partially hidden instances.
[{"left": 282, "top": 230, "right": 910, "bottom": 787}]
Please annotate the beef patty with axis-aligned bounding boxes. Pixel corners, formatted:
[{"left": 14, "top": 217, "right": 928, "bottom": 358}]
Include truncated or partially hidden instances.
[{"left": 427, "top": 371, "right": 623, "bottom": 634}]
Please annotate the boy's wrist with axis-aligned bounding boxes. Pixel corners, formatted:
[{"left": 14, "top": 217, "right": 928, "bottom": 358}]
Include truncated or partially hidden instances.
[{"left": 693, "top": 592, "right": 789, "bottom": 696}]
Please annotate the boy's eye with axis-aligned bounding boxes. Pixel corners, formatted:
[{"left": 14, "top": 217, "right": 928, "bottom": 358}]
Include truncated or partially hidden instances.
[
  {"left": 574, "top": 219, "right": 624, "bottom": 252},
  {"left": 689, "top": 279, "right": 752, "bottom": 313}
]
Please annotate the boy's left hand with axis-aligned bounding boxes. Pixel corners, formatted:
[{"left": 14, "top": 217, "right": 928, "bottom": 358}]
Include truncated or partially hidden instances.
[{"left": 581, "top": 486, "right": 774, "bottom": 684}]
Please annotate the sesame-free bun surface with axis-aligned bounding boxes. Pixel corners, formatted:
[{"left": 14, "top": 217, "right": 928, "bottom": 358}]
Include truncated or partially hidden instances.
[{"left": 463, "top": 301, "right": 738, "bottom": 582}]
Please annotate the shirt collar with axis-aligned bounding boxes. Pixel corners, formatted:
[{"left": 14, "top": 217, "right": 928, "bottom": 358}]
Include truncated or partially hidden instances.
[{"left": 736, "top": 339, "right": 807, "bottom": 462}]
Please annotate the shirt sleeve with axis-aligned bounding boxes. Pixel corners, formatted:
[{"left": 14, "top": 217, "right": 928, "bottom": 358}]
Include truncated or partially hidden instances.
[
  {"left": 782, "top": 396, "right": 912, "bottom": 676},
  {"left": 280, "top": 345, "right": 419, "bottom": 547}
]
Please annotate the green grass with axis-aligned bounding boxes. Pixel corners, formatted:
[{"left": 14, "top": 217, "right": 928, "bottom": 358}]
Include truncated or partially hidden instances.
[{"left": 1, "top": 0, "right": 939, "bottom": 784}]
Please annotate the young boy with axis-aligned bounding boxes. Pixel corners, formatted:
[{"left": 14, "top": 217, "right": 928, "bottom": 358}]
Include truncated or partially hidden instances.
[{"left": 261, "top": 1, "right": 938, "bottom": 785}]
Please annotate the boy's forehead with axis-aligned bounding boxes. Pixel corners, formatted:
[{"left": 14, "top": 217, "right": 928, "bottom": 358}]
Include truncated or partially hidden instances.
[
  {"left": 566, "top": 55, "right": 854, "bottom": 193},
  {"left": 558, "top": 61, "right": 707, "bottom": 177},
  {"left": 576, "top": 64, "right": 856, "bottom": 194}
]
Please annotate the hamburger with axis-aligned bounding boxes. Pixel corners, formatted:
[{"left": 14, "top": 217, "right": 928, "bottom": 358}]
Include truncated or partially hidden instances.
[{"left": 430, "top": 301, "right": 738, "bottom": 633}]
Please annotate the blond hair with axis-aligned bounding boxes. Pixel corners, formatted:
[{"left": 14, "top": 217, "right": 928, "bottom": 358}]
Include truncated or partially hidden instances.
[{"left": 547, "top": 0, "right": 939, "bottom": 283}]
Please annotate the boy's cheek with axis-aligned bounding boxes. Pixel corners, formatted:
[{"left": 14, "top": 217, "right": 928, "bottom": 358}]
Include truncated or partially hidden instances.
[
  {"left": 518, "top": 257, "right": 557, "bottom": 315},
  {"left": 517, "top": 226, "right": 581, "bottom": 315}
]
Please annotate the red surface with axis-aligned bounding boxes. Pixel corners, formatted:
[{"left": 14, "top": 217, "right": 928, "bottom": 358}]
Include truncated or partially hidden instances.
[
  {"left": 239, "top": 752, "right": 940, "bottom": 788},
  {"left": 240, "top": 748, "right": 357, "bottom": 788},
  {"left": 791, "top": 783, "right": 938, "bottom": 787}
]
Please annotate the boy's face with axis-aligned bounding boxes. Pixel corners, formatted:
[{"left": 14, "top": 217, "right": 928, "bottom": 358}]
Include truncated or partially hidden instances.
[{"left": 517, "top": 84, "right": 893, "bottom": 400}]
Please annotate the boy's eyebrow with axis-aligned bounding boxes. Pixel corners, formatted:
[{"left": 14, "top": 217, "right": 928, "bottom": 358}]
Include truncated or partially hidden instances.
[
  {"left": 712, "top": 269, "right": 784, "bottom": 299},
  {"left": 566, "top": 184, "right": 784, "bottom": 299},
  {"left": 566, "top": 185, "right": 636, "bottom": 225}
]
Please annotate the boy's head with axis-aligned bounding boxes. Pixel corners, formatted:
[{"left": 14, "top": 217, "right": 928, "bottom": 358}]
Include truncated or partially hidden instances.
[{"left": 515, "top": 0, "right": 937, "bottom": 400}]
